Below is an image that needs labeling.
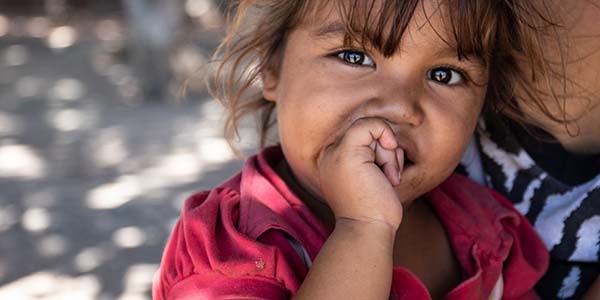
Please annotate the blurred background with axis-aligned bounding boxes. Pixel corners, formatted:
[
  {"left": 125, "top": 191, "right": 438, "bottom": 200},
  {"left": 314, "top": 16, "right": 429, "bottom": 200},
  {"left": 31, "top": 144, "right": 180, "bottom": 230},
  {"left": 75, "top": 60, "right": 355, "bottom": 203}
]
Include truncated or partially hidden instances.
[{"left": 0, "top": 0, "right": 259, "bottom": 299}]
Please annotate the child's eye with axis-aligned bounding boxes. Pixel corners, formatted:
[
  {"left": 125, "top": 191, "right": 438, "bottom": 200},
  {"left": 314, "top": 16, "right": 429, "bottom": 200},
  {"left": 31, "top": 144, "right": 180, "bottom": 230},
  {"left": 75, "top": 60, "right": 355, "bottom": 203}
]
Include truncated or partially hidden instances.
[
  {"left": 335, "top": 50, "right": 375, "bottom": 67},
  {"left": 427, "top": 66, "right": 465, "bottom": 85}
]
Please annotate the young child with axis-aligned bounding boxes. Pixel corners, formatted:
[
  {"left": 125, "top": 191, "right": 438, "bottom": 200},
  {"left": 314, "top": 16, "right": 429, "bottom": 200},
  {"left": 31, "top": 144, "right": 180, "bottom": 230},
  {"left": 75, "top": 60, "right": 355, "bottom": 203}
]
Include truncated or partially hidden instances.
[
  {"left": 459, "top": 0, "right": 600, "bottom": 298},
  {"left": 153, "top": 0, "right": 549, "bottom": 299}
]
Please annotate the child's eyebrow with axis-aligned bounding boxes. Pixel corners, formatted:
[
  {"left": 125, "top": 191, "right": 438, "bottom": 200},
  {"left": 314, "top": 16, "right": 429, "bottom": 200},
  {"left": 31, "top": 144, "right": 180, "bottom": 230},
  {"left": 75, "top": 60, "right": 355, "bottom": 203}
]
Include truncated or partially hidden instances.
[
  {"left": 433, "top": 46, "right": 460, "bottom": 59},
  {"left": 311, "top": 21, "right": 347, "bottom": 39},
  {"left": 432, "top": 44, "right": 486, "bottom": 67}
]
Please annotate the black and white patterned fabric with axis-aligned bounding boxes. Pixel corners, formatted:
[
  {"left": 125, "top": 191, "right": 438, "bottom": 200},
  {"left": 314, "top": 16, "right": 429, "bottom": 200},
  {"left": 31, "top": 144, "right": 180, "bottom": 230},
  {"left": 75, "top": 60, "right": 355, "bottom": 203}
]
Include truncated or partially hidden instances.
[{"left": 460, "top": 117, "right": 600, "bottom": 300}]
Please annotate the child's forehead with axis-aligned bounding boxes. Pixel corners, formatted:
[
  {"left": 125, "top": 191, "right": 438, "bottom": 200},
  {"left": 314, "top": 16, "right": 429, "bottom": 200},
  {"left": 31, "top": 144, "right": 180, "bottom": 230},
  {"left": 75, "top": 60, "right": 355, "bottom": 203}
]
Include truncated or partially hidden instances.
[
  {"left": 291, "top": 0, "right": 497, "bottom": 64},
  {"left": 299, "top": 0, "right": 445, "bottom": 25},
  {"left": 304, "top": 2, "right": 445, "bottom": 36},
  {"left": 299, "top": 0, "right": 458, "bottom": 56}
]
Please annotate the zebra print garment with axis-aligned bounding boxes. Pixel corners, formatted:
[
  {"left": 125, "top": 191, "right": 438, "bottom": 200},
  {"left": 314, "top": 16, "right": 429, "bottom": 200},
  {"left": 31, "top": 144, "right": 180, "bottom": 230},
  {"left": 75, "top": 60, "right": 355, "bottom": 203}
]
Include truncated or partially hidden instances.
[{"left": 460, "top": 117, "right": 600, "bottom": 300}]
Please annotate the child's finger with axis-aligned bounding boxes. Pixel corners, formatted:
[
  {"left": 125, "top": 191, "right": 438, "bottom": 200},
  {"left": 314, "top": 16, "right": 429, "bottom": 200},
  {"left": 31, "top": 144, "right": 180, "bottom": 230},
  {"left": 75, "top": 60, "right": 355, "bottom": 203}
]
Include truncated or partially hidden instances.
[
  {"left": 339, "top": 118, "right": 398, "bottom": 150},
  {"left": 374, "top": 142, "right": 402, "bottom": 186},
  {"left": 396, "top": 147, "right": 404, "bottom": 181}
]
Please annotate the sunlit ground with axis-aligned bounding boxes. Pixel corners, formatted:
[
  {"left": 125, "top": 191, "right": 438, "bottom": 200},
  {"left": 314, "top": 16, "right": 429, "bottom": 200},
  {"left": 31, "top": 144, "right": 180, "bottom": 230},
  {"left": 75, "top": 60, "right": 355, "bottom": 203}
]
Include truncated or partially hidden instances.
[{"left": 0, "top": 1, "right": 259, "bottom": 299}]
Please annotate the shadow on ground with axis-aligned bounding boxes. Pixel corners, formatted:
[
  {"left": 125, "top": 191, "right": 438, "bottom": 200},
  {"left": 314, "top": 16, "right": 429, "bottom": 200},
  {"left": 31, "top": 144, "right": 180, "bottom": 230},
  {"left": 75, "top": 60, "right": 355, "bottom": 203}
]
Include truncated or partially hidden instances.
[{"left": 0, "top": 4, "right": 255, "bottom": 299}]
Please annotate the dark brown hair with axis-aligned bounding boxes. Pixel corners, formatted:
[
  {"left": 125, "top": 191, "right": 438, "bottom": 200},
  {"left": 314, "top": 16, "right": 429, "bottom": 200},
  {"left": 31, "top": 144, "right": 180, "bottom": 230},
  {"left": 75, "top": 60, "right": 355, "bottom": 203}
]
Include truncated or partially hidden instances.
[{"left": 209, "top": 0, "right": 552, "bottom": 148}]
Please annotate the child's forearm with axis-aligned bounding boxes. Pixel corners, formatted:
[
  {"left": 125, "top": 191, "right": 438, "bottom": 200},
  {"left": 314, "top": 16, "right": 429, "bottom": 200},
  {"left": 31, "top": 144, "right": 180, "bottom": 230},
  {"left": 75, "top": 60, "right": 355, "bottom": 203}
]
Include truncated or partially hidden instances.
[{"left": 294, "top": 218, "right": 396, "bottom": 300}]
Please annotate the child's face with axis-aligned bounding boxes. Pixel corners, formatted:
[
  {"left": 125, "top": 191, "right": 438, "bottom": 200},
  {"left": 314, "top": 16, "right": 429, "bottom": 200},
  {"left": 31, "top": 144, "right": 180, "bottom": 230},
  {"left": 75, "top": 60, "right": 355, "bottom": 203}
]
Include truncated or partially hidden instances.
[{"left": 262, "top": 1, "right": 488, "bottom": 206}]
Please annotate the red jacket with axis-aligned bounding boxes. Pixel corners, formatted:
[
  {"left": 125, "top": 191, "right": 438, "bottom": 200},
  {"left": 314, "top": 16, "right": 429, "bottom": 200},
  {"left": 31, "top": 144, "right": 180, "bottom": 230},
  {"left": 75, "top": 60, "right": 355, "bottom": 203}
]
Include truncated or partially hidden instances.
[{"left": 153, "top": 146, "right": 548, "bottom": 299}]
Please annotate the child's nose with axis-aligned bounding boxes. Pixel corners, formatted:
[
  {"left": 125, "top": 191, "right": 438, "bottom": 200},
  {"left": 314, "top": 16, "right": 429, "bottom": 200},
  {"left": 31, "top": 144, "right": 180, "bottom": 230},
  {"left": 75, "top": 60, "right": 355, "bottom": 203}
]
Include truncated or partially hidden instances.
[{"left": 363, "top": 78, "right": 425, "bottom": 127}]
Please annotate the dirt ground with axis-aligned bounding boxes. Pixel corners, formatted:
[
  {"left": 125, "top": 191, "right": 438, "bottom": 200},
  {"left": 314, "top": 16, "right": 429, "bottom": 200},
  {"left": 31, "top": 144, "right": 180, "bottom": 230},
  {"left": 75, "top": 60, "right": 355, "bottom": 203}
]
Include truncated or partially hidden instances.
[{"left": 0, "top": 2, "right": 255, "bottom": 299}]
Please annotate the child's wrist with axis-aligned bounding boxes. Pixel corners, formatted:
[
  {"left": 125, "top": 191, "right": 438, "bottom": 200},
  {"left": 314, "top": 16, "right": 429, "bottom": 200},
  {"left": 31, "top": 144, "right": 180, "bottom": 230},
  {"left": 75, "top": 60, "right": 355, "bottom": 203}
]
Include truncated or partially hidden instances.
[{"left": 335, "top": 216, "right": 400, "bottom": 239}]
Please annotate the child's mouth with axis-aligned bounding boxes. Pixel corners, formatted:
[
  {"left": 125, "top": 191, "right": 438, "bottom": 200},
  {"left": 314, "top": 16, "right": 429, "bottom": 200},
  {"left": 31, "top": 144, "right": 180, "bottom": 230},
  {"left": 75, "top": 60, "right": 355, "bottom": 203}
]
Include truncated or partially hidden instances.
[
  {"left": 396, "top": 147, "right": 414, "bottom": 182},
  {"left": 400, "top": 148, "right": 414, "bottom": 169},
  {"left": 404, "top": 158, "right": 414, "bottom": 168}
]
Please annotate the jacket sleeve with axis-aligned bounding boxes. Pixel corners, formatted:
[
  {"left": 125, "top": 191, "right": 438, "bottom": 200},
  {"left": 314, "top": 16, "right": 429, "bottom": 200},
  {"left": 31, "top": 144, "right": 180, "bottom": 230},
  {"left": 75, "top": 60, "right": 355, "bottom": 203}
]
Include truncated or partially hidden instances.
[
  {"left": 491, "top": 189, "right": 549, "bottom": 300},
  {"left": 152, "top": 188, "right": 293, "bottom": 300}
]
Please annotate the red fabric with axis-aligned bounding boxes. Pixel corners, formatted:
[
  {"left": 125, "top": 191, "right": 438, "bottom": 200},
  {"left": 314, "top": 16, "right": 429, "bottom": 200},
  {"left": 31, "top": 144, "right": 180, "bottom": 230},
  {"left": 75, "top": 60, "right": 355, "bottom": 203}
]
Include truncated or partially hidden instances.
[{"left": 153, "top": 146, "right": 548, "bottom": 300}]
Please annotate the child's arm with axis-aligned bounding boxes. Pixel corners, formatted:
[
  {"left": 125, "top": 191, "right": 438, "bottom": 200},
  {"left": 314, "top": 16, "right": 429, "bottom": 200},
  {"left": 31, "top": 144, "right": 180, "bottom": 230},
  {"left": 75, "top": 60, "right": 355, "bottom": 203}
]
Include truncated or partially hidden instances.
[
  {"left": 295, "top": 118, "right": 404, "bottom": 299},
  {"left": 294, "top": 218, "right": 396, "bottom": 299}
]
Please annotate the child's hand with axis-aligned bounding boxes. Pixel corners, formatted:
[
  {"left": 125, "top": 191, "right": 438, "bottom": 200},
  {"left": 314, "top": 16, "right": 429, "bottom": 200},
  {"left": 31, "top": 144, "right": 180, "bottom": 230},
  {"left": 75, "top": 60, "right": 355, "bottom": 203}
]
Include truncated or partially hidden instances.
[{"left": 318, "top": 117, "right": 405, "bottom": 230}]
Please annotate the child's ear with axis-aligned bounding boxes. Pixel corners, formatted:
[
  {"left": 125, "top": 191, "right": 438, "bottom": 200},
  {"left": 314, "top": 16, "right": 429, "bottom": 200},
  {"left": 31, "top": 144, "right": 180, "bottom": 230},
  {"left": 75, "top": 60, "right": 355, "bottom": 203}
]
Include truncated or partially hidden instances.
[{"left": 261, "top": 70, "right": 278, "bottom": 102}]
